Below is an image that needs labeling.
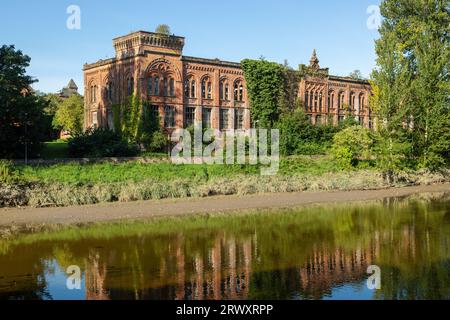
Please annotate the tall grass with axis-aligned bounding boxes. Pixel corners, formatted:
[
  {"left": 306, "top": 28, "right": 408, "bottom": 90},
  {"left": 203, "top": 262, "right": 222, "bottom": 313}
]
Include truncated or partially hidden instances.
[{"left": 1, "top": 156, "right": 449, "bottom": 208}]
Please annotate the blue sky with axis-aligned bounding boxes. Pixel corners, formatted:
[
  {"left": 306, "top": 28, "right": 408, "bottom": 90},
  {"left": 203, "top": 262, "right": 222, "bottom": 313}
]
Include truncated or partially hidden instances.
[{"left": 0, "top": 0, "right": 381, "bottom": 93}]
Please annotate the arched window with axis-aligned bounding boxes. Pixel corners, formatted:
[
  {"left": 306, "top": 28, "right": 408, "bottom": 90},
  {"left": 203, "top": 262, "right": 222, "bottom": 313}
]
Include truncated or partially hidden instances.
[
  {"left": 90, "top": 84, "right": 97, "bottom": 103},
  {"left": 338, "top": 92, "right": 345, "bottom": 113},
  {"left": 349, "top": 92, "right": 356, "bottom": 110},
  {"left": 328, "top": 91, "right": 335, "bottom": 111},
  {"left": 184, "top": 79, "right": 189, "bottom": 98},
  {"left": 319, "top": 93, "right": 323, "bottom": 112},
  {"left": 220, "top": 79, "right": 229, "bottom": 101},
  {"left": 127, "top": 77, "right": 134, "bottom": 96},
  {"left": 202, "top": 77, "right": 212, "bottom": 99},
  {"left": 234, "top": 80, "right": 244, "bottom": 102},
  {"left": 106, "top": 82, "right": 114, "bottom": 102},
  {"left": 309, "top": 92, "right": 314, "bottom": 111},
  {"left": 185, "top": 77, "right": 196, "bottom": 98},
  {"left": 359, "top": 94, "right": 365, "bottom": 112}
]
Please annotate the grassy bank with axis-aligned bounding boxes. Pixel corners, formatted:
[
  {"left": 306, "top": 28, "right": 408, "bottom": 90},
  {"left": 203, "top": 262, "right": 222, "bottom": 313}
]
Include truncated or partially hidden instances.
[{"left": 1, "top": 156, "right": 449, "bottom": 208}]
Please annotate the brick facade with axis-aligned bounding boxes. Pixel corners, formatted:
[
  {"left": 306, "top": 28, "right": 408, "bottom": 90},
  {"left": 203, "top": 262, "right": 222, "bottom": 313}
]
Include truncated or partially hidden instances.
[{"left": 83, "top": 31, "right": 372, "bottom": 131}]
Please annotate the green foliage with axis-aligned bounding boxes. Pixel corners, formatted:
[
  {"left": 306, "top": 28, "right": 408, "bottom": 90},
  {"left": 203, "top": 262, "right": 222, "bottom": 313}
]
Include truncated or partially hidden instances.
[
  {"left": 0, "top": 160, "right": 14, "bottom": 183},
  {"left": 52, "top": 94, "right": 84, "bottom": 134},
  {"left": 112, "top": 96, "right": 165, "bottom": 151},
  {"left": 348, "top": 70, "right": 365, "bottom": 80},
  {"left": 241, "top": 59, "right": 285, "bottom": 128},
  {"left": 40, "top": 142, "right": 69, "bottom": 159},
  {"left": 155, "top": 24, "right": 171, "bottom": 35},
  {"left": 371, "top": 0, "right": 449, "bottom": 170},
  {"left": 331, "top": 126, "right": 374, "bottom": 169},
  {"left": 68, "top": 128, "right": 139, "bottom": 158},
  {"left": 0, "top": 45, "right": 49, "bottom": 158},
  {"left": 277, "top": 109, "right": 338, "bottom": 156}
]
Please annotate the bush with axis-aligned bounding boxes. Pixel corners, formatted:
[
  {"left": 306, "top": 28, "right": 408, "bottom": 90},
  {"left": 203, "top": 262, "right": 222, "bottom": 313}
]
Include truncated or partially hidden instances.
[
  {"left": 148, "top": 131, "right": 168, "bottom": 153},
  {"left": 68, "top": 128, "right": 139, "bottom": 158},
  {"left": 330, "top": 125, "right": 374, "bottom": 169}
]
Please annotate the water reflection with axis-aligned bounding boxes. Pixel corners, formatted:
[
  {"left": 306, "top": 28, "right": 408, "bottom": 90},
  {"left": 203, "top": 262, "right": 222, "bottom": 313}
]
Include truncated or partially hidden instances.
[{"left": 0, "top": 192, "right": 449, "bottom": 300}]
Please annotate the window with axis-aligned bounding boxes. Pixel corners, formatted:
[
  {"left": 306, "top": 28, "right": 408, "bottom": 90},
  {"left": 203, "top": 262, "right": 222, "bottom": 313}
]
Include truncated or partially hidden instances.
[
  {"left": 202, "top": 107, "right": 212, "bottom": 129},
  {"left": 234, "top": 80, "right": 244, "bottom": 102},
  {"left": 154, "top": 77, "right": 160, "bottom": 96},
  {"left": 92, "top": 111, "right": 98, "bottom": 128},
  {"left": 164, "top": 106, "right": 176, "bottom": 128},
  {"left": 220, "top": 79, "right": 229, "bottom": 101},
  {"left": 163, "top": 78, "right": 168, "bottom": 96},
  {"left": 148, "top": 77, "right": 153, "bottom": 96},
  {"left": 127, "top": 77, "right": 134, "bottom": 96},
  {"left": 349, "top": 92, "right": 356, "bottom": 110},
  {"left": 319, "top": 93, "right": 323, "bottom": 112},
  {"left": 150, "top": 105, "right": 160, "bottom": 120},
  {"left": 191, "top": 80, "right": 196, "bottom": 98},
  {"left": 328, "top": 92, "right": 335, "bottom": 111},
  {"left": 235, "top": 108, "right": 245, "bottom": 130},
  {"left": 184, "top": 79, "right": 189, "bottom": 98},
  {"left": 184, "top": 106, "right": 196, "bottom": 127},
  {"left": 220, "top": 108, "right": 229, "bottom": 130},
  {"left": 305, "top": 92, "right": 309, "bottom": 109},
  {"left": 338, "top": 115, "right": 345, "bottom": 122},
  {"left": 338, "top": 92, "right": 345, "bottom": 113},
  {"left": 202, "top": 78, "right": 212, "bottom": 99},
  {"left": 169, "top": 78, "right": 175, "bottom": 97},
  {"left": 106, "top": 82, "right": 114, "bottom": 102},
  {"left": 90, "top": 85, "right": 98, "bottom": 103}
]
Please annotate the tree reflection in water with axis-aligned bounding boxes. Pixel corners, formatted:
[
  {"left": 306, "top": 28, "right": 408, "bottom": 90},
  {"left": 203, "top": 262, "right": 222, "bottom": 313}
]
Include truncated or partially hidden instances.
[{"left": 0, "top": 192, "right": 449, "bottom": 300}]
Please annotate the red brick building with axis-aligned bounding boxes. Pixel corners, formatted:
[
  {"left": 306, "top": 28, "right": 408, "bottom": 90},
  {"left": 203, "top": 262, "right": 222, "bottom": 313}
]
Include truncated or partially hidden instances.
[{"left": 83, "top": 30, "right": 372, "bottom": 131}]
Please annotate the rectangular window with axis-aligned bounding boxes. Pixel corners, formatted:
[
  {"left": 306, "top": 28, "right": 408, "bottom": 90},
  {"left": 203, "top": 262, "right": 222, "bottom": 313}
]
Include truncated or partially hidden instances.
[
  {"left": 234, "top": 108, "right": 245, "bottom": 130},
  {"left": 202, "top": 107, "right": 212, "bottom": 129},
  {"left": 154, "top": 77, "right": 159, "bottom": 96},
  {"left": 184, "top": 106, "right": 196, "bottom": 127},
  {"left": 164, "top": 106, "right": 176, "bottom": 128},
  {"left": 170, "top": 78, "right": 175, "bottom": 97},
  {"left": 164, "top": 78, "right": 168, "bottom": 96},
  {"left": 220, "top": 108, "right": 229, "bottom": 130}
]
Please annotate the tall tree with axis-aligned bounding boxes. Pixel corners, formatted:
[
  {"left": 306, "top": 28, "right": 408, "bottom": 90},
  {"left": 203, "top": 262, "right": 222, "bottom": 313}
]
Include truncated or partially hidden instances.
[
  {"left": 0, "top": 45, "right": 48, "bottom": 158},
  {"left": 52, "top": 94, "right": 84, "bottom": 135},
  {"left": 371, "top": 0, "right": 449, "bottom": 170}
]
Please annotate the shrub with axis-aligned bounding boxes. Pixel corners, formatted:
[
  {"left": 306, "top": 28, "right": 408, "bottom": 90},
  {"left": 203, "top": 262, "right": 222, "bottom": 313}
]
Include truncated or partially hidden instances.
[
  {"left": 148, "top": 131, "right": 168, "bottom": 153},
  {"left": 68, "top": 128, "right": 139, "bottom": 158},
  {"left": 330, "top": 125, "right": 374, "bottom": 169}
]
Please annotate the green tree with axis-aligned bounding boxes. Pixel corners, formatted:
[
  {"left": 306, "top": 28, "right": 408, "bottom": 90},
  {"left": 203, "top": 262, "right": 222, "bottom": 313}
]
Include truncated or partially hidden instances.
[
  {"left": 0, "top": 45, "right": 48, "bottom": 158},
  {"left": 348, "top": 70, "right": 365, "bottom": 80},
  {"left": 331, "top": 125, "right": 374, "bottom": 169},
  {"left": 155, "top": 24, "right": 171, "bottom": 35},
  {"left": 371, "top": 0, "right": 449, "bottom": 169},
  {"left": 52, "top": 94, "right": 84, "bottom": 135}
]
